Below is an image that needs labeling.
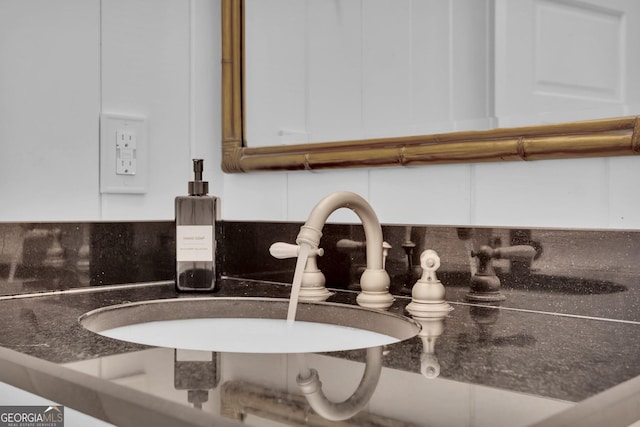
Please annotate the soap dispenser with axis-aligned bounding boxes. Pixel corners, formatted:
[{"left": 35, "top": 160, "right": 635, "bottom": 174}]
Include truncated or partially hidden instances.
[{"left": 175, "top": 159, "right": 219, "bottom": 291}]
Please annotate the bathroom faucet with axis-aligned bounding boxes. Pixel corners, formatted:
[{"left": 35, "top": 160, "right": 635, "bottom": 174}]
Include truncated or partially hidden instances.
[
  {"left": 270, "top": 242, "right": 331, "bottom": 301},
  {"left": 296, "top": 192, "right": 394, "bottom": 310}
]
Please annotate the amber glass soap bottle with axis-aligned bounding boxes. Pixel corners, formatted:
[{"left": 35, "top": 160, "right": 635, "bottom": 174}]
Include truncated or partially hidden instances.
[{"left": 175, "top": 159, "right": 219, "bottom": 291}]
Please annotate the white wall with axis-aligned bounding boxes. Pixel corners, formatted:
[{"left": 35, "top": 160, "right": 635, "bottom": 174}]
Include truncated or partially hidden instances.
[
  {"left": 0, "top": 0, "right": 638, "bottom": 229},
  {"left": 0, "top": 0, "right": 221, "bottom": 221},
  {"left": 222, "top": 156, "right": 640, "bottom": 229}
]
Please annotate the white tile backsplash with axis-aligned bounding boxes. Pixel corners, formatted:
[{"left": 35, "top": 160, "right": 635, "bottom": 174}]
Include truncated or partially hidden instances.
[
  {"left": 473, "top": 158, "right": 609, "bottom": 228},
  {"left": 222, "top": 173, "right": 288, "bottom": 221},
  {"left": 286, "top": 169, "right": 370, "bottom": 222},
  {"left": 608, "top": 156, "right": 640, "bottom": 228},
  {"left": 370, "top": 165, "right": 472, "bottom": 225}
]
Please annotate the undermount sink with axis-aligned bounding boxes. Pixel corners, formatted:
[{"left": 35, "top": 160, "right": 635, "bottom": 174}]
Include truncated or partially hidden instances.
[{"left": 79, "top": 297, "right": 420, "bottom": 353}]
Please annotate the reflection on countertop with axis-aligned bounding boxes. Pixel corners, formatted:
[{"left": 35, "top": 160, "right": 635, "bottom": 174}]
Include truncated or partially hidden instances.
[
  {"left": 2, "top": 220, "right": 640, "bottom": 323},
  {"left": 0, "top": 222, "right": 174, "bottom": 295},
  {"left": 221, "top": 222, "right": 640, "bottom": 323},
  {"left": 1, "top": 220, "right": 640, "bottom": 425},
  {"left": 0, "top": 279, "right": 639, "bottom": 426}
]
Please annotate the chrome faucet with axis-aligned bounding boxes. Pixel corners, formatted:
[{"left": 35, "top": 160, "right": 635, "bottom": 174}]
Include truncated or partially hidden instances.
[{"left": 296, "top": 191, "right": 394, "bottom": 310}]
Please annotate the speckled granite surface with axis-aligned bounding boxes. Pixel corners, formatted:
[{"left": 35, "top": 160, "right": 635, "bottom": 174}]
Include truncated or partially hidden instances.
[
  {"left": 0, "top": 279, "right": 639, "bottom": 426},
  {"left": 1, "top": 221, "right": 640, "bottom": 426}
]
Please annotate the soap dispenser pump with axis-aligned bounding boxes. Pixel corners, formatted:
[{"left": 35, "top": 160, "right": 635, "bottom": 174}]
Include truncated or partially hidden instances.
[{"left": 175, "top": 159, "right": 219, "bottom": 292}]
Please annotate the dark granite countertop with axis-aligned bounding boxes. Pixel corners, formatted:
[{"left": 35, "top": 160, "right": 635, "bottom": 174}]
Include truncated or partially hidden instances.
[
  {"left": 1, "top": 278, "right": 640, "bottom": 427},
  {"left": 2, "top": 221, "right": 640, "bottom": 426}
]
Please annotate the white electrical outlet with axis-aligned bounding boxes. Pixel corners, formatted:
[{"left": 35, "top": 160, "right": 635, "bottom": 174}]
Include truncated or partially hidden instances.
[
  {"left": 100, "top": 114, "right": 147, "bottom": 194},
  {"left": 115, "top": 130, "right": 137, "bottom": 175}
]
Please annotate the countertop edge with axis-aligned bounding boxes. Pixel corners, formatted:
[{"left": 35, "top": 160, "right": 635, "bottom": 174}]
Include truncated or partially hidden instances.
[
  {"left": 528, "top": 373, "right": 640, "bottom": 427},
  {"left": 0, "top": 346, "right": 240, "bottom": 427}
]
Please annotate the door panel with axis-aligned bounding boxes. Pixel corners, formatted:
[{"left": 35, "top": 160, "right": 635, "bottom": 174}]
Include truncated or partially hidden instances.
[{"left": 495, "top": 0, "right": 640, "bottom": 126}]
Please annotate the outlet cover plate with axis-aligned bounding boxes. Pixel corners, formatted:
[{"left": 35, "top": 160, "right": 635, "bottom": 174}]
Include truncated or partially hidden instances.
[{"left": 100, "top": 113, "right": 148, "bottom": 194}]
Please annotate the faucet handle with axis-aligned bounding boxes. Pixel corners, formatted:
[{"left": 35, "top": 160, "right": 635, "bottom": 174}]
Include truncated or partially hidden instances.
[
  {"left": 494, "top": 245, "right": 536, "bottom": 261},
  {"left": 382, "top": 241, "right": 391, "bottom": 269},
  {"left": 336, "top": 239, "right": 365, "bottom": 251},
  {"left": 471, "top": 245, "right": 536, "bottom": 262},
  {"left": 270, "top": 242, "right": 324, "bottom": 259},
  {"left": 269, "top": 242, "right": 330, "bottom": 302},
  {"left": 419, "top": 249, "right": 441, "bottom": 282}
]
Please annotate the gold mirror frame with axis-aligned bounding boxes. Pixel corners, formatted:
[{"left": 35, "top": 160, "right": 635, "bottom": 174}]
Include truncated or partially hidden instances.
[{"left": 221, "top": 0, "right": 639, "bottom": 173}]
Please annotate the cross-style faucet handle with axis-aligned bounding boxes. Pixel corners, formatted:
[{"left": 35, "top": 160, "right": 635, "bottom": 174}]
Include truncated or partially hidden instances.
[{"left": 472, "top": 245, "right": 536, "bottom": 262}]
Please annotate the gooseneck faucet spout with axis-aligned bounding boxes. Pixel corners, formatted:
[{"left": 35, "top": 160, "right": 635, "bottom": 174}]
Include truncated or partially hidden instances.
[{"left": 296, "top": 192, "right": 394, "bottom": 309}]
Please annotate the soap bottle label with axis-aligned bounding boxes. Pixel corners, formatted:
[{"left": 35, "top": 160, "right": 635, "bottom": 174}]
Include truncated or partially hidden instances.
[{"left": 176, "top": 225, "right": 214, "bottom": 262}]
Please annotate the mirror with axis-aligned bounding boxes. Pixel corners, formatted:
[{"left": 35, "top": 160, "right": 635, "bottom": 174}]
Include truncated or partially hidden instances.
[{"left": 221, "top": 0, "right": 640, "bottom": 173}]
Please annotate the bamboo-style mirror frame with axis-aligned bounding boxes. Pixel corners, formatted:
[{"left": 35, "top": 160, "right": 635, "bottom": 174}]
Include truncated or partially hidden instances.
[{"left": 221, "top": 0, "right": 639, "bottom": 173}]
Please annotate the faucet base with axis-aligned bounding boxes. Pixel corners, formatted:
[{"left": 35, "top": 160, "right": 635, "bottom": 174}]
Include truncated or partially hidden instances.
[
  {"left": 299, "top": 287, "right": 333, "bottom": 302},
  {"left": 356, "top": 291, "right": 395, "bottom": 310},
  {"left": 357, "top": 268, "right": 394, "bottom": 309},
  {"left": 406, "top": 301, "right": 453, "bottom": 318},
  {"left": 466, "top": 273, "right": 505, "bottom": 302},
  {"left": 465, "top": 291, "right": 506, "bottom": 302}
]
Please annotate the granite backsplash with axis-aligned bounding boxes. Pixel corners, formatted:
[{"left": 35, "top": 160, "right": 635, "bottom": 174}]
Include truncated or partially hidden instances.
[{"left": 1, "top": 220, "right": 639, "bottom": 323}]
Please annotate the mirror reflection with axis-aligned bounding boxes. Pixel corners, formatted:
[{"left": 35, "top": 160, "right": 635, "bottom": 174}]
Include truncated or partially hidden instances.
[
  {"left": 245, "top": 0, "right": 640, "bottom": 148},
  {"left": 0, "top": 222, "right": 174, "bottom": 295},
  {"left": 0, "top": 224, "right": 91, "bottom": 293},
  {"left": 228, "top": 0, "right": 640, "bottom": 172}
]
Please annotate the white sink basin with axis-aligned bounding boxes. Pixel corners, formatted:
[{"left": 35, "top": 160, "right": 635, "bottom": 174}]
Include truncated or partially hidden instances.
[{"left": 80, "top": 297, "right": 420, "bottom": 353}]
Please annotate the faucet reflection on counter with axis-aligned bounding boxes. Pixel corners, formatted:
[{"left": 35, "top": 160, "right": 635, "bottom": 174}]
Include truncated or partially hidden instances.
[
  {"left": 296, "top": 346, "right": 383, "bottom": 421},
  {"left": 335, "top": 238, "right": 366, "bottom": 291},
  {"left": 467, "top": 244, "right": 537, "bottom": 302},
  {"left": 414, "top": 314, "right": 447, "bottom": 380},
  {"left": 0, "top": 224, "right": 91, "bottom": 288},
  {"left": 468, "top": 303, "right": 537, "bottom": 349},
  {"left": 398, "top": 225, "right": 418, "bottom": 295}
]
